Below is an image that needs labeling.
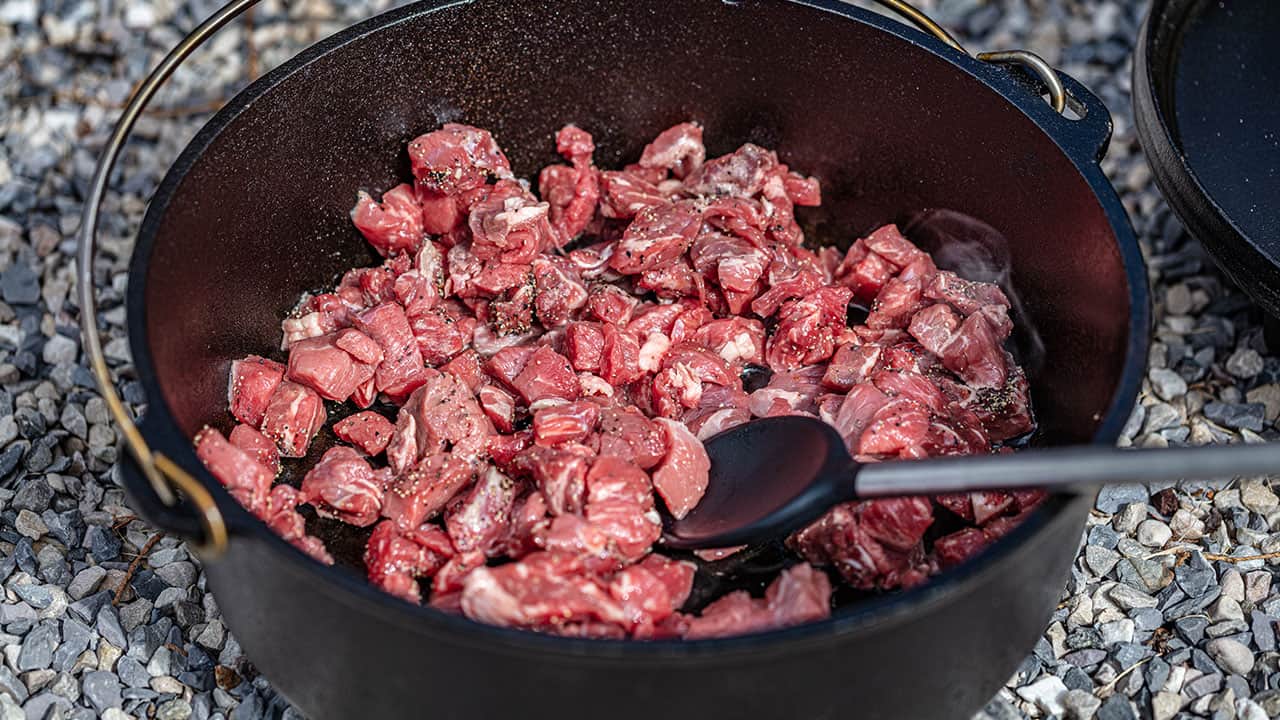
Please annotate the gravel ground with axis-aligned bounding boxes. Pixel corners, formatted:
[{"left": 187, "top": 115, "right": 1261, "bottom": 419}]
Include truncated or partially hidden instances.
[{"left": 1, "top": 0, "right": 1278, "bottom": 718}]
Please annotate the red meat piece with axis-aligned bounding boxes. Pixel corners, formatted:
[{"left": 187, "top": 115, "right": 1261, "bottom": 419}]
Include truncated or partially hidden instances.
[
  {"left": 487, "top": 430, "right": 533, "bottom": 470},
  {"left": 259, "top": 380, "right": 326, "bottom": 458},
  {"left": 596, "top": 402, "right": 668, "bottom": 469},
  {"left": 257, "top": 485, "right": 333, "bottom": 564},
  {"left": 599, "top": 170, "right": 668, "bottom": 219},
  {"left": 195, "top": 427, "right": 273, "bottom": 514},
  {"left": 286, "top": 330, "right": 379, "bottom": 402},
  {"left": 822, "top": 344, "right": 881, "bottom": 391},
  {"left": 872, "top": 370, "right": 946, "bottom": 414},
  {"left": 690, "top": 231, "right": 769, "bottom": 295},
  {"left": 364, "top": 521, "right": 456, "bottom": 604},
  {"left": 968, "top": 366, "right": 1036, "bottom": 442},
  {"left": 857, "top": 398, "right": 932, "bottom": 459},
  {"left": 333, "top": 411, "right": 396, "bottom": 456},
  {"left": 924, "top": 270, "right": 1014, "bottom": 340},
  {"left": 540, "top": 130, "right": 600, "bottom": 243},
  {"left": 511, "top": 346, "right": 580, "bottom": 404},
  {"left": 836, "top": 245, "right": 895, "bottom": 305},
  {"left": 934, "top": 527, "right": 994, "bottom": 570},
  {"left": 408, "top": 123, "right": 510, "bottom": 196},
  {"left": 478, "top": 384, "right": 518, "bottom": 433},
  {"left": 533, "top": 400, "right": 601, "bottom": 446},
  {"left": 636, "top": 259, "right": 705, "bottom": 300},
  {"left": 830, "top": 383, "right": 891, "bottom": 449},
  {"left": 382, "top": 451, "right": 475, "bottom": 530},
  {"left": 789, "top": 501, "right": 934, "bottom": 591},
  {"left": 446, "top": 466, "right": 519, "bottom": 555},
  {"left": 863, "top": 225, "right": 924, "bottom": 270},
  {"left": 691, "top": 318, "right": 765, "bottom": 366},
  {"left": 683, "top": 143, "right": 777, "bottom": 198},
  {"left": 684, "top": 564, "right": 831, "bottom": 639},
  {"left": 531, "top": 256, "right": 588, "bottom": 327},
  {"left": 765, "top": 286, "right": 853, "bottom": 371},
  {"left": 513, "top": 444, "right": 592, "bottom": 516},
  {"left": 351, "top": 302, "right": 431, "bottom": 402},
  {"left": 386, "top": 371, "right": 494, "bottom": 474},
  {"left": 639, "top": 122, "right": 705, "bottom": 178},
  {"left": 460, "top": 552, "right": 630, "bottom": 634},
  {"left": 485, "top": 345, "right": 536, "bottom": 388},
  {"left": 300, "top": 446, "right": 385, "bottom": 527},
  {"left": 564, "top": 322, "right": 605, "bottom": 372},
  {"left": 228, "top": 424, "right": 279, "bottom": 476},
  {"left": 227, "top": 356, "right": 285, "bottom": 428},
  {"left": 907, "top": 302, "right": 961, "bottom": 357},
  {"left": 598, "top": 323, "right": 643, "bottom": 387},
  {"left": 586, "top": 285, "right": 641, "bottom": 326},
  {"left": 939, "top": 312, "right": 1008, "bottom": 389},
  {"left": 469, "top": 180, "right": 555, "bottom": 264},
  {"left": 650, "top": 418, "right": 710, "bottom": 519},
  {"left": 439, "top": 349, "right": 485, "bottom": 391},
  {"left": 351, "top": 184, "right": 424, "bottom": 258},
  {"left": 609, "top": 201, "right": 702, "bottom": 274},
  {"left": 866, "top": 274, "right": 925, "bottom": 330}
]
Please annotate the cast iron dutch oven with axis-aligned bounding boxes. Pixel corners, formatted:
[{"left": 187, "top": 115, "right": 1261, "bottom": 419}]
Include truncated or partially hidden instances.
[{"left": 78, "top": 0, "right": 1150, "bottom": 718}]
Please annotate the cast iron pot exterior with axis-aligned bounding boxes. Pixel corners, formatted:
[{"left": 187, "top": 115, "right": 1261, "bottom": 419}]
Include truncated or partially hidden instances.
[{"left": 120, "top": 1, "right": 1149, "bottom": 718}]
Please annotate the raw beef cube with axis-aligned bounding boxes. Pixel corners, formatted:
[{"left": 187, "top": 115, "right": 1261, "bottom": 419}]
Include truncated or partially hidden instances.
[
  {"left": 650, "top": 418, "right": 710, "bottom": 520},
  {"left": 228, "top": 355, "right": 285, "bottom": 427},
  {"left": 533, "top": 401, "right": 601, "bottom": 446},
  {"left": 364, "top": 520, "right": 456, "bottom": 604},
  {"left": 859, "top": 497, "right": 935, "bottom": 551},
  {"left": 408, "top": 123, "right": 511, "bottom": 196},
  {"left": 485, "top": 345, "right": 536, "bottom": 387},
  {"left": 598, "top": 323, "right": 643, "bottom": 387},
  {"left": 351, "top": 183, "right": 425, "bottom": 258},
  {"left": 511, "top": 346, "right": 580, "bottom": 404},
  {"left": 862, "top": 224, "right": 924, "bottom": 270},
  {"left": 460, "top": 552, "right": 630, "bottom": 633},
  {"left": 934, "top": 527, "right": 994, "bottom": 570},
  {"left": 446, "top": 466, "right": 519, "bottom": 555},
  {"left": 333, "top": 411, "right": 396, "bottom": 455},
  {"left": 440, "top": 349, "right": 486, "bottom": 392},
  {"left": 352, "top": 302, "right": 431, "bottom": 401},
  {"left": 469, "top": 180, "right": 555, "bottom": 264},
  {"left": 939, "top": 312, "right": 1008, "bottom": 388},
  {"left": 907, "top": 303, "right": 961, "bottom": 357},
  {"left": 300, "top": 446, "right": 385, "bottom": 527},
  {"left": 639, "top": 122, "right": 705, "bottom": 178},
  {"left": 857, "top": 398, "right": 932, "bottom": 458},
  {"left": 195, "top": 427, "right": 273, "bottom": 514},
  {"left": 830, "top": 383, "right": 891, "bottom": 449},
  {"left": 924, "top": 270, "right": 1014, "bottom": 340},
  {"left": 286, "top": 331, "right": 377, "bottom": 402},
  {"left": 596, "top": 402, "right": 668, "bottom": 470},
  {"left": 586, "top": 285, "right": 641, "bottom": 326},
  {"left": 478, "top": 384, "right": 519, "bottom": 433},
  {"left": 766, "top": 286, "right": 853, "bottom": 371},
  {"left": 822, "top": 344, "right": 881, "bottom": 391},
  {"left": 260, "top": 380, "right": 326, "bottom": 458},
  {"left": 682, "top": 143, "right": 777, "bottom": 198},
  {"left": 386, "top": 371, "right": 494, "bottom": 474},
  {"left": 683, "top": 564, "right": 830, "bottom": 639},
  {"left": 565, "top": 322, "right": 605, "bottom": 372},
  {"left": 383, "top": 451, "right": 475, "bottom": 530},
  {"left": 599, "top": 170, "right": 668, "bottom": 219},
  {"left": 514, "top": 445, "right": 592, "bottom": 516},
  {"left": 691, "top": 318, "right": 765, "bottom": 366},
  {"left": 609, "top": 201, "right": 702, "bottom": 274},
  {"left": 532, "top": 256, "right": 588, "bottom": 327},
  {"left": 228, "top": 424, "right": 280, "bottom": 475}
]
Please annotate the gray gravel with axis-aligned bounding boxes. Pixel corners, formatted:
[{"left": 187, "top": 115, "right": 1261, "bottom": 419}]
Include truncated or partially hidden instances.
[{"left": 1, "top": 0, "right": 1279, "bottom": 718}]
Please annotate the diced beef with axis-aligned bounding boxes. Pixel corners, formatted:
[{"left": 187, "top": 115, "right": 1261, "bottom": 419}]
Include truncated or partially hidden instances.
[
  {"left": 512, "top": 346, "right": 580, "bottom": 404},
  {"left": 409, "top": 123, "right": 511, "bottom": 196},
  {"left": 446, "top": 466, "right": 519, "bottom": 555},
  {"left": 650, "top": 418, "right": 710, "bottom": 519},
  {"left": 684, "top": 564, "right": 831, "bottom": 639},
  {"left": 938, "top": 312, "right": 1008, "bottom": 388},
  {"left": 863, "top": 224, "right": 924, "bottom": 270},
  {"left": 195, "top": 427, "right": 273, "bottom": 513},
  {"left": 478, "top": 384, "right": 519, "bottom": 433},
  {"left": 596, "top": 402, "right": 668, "bottom": 470},
  {"left": 460, "top": 552, "right": 630, "bottom": 634},
  {"left": 598, "top": 323, "right": 643, "bottom": 387},
  {"left": 639, "top": 122, "right": 705, "bottom": 178},
  {"left": 609, "top": 201, "right": 702, "bottom": 274},
  {"left": 682, "top": 143, "right": 776, "bottom": 198},
  {"left": 365, "top": 521, "right": 456, "bottom": 604},
  {"left": 599, "top": 170, "right": 668, "bottom": 219},
  {"left": 351, "top": 183, "right": 425, "bottom": 257},
  {"left": 789, "top": 500, "right": 934, "bottom": 591},
  {"left": 228, "top": 424, "right": 280, "bottom": 476},
  {"left": 386, "top": 371, "right": 494, "bottom": 475},
  {"left": 286, "top": 330, "right": 379, "bottom": 402},
  {"left": 766, "top": 286, "right": 853, "bottom": 371},
  {"left": 382, "top": 451, "right": 475, "bottom": 530},
  {"left": 691, "top": 318, "right": 765, "bottom": 366},
  {"left": 259, "top": 380, "right": 326, "bottom": 458},
  {"left": 228, "top": 355, "right": 286, "bottom": 428},
  {"left": 469, "top": 180, "right": 556, "bottom": 264},
  {"left": 513, "top": 444, "right": 592, "bottom": 516},
  {"left": 533, "top": 400, "right": 601, "bottom": 446},
  {"left": 532, "top": 256, "right": 589, "bottom": 327},
  {"left": 300, "top": 446, "right": 385, "bottom": 527},
  {"left": 352, "top": 302, "right": 431, "bottom": 402}
]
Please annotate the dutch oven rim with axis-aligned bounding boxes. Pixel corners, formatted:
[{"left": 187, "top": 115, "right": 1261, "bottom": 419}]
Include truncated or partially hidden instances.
[{"left": 124, "top": 0, "right": 1150, "bottom": 658}]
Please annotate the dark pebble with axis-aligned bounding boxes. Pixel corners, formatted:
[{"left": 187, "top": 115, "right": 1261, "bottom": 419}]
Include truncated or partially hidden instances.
[
  {"left": 1066, "top": 627, "right": 1102, "bottom": 650},
  {"left": 1146, "top": 655, "right": 1171, "bottom": 691},
  {"left": 1097, "top": 693, "right": 1138, "bottom": 720},
  {"left": 1065, "top": 648, "right": 1108, "bottom": 667},
  {"left": 122, "top": 381, "right": 147, "bottom": 405},
  {"left": 42, "top": 508, "right": 84, "bottom": 548},
  {"left": 72, "top": 366, "right": 97, "bottom": 387},
  {"left": 1150, "top": 488, "right": 1178, "bottom": 516},
  {"left": 1253, "top": 613, "right": 1277, "bottom": 652},
  {"left": 0, "top": 264, "right": 40, "bottom": 305},
  {"left": 1089, "top": 524, "right": 1120, "bottom": 550},
  {"left": 186, "top": 645, "right": 214, "bottom": 672},
  {"left": 13, "top": 406, "right": 46, "bottom": 438},
  {"left": 87, "top": 526, "right": 122, "bottom": 562},
  {"left": 1176, "top": 616, "right": 1210, "bottom": 645},
  {"left": 12, "top": 476, "right": 53, "bottom": 513},
  {"left": 1191, "top": 647, "right": 1218, "bottom": 674},
  {"left": 1204, "top": 402, "right": 1267, "bottom": 432},
  {"left": 1064, "top": 666, "right": 1094, "bottom": 691},
  {"left": 0, "top": 441, "right": 25, "bottom": 479},
  {"left": 13, "top": 537, "right": 37, "bottom": 575},
  {"left": 1112, "top": 642, "right": 1149, "bottom": 667},
  {"left": 130, "top": 569, "right": 167, "bottom": 602},
  {"left": 23, "top": 435, "right": 57, "bottom": 473},
  {"left": 12, "top": 351, "right": 36, "bottom": 376},
  {"left": 179, "top": 669, "right": 216, "bottom": 693},
  {"left": 174, "top": 600, "right": 206, "bottom": 628}
]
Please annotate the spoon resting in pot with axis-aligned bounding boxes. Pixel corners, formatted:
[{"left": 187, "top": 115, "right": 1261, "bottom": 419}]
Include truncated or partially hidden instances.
[{"left": 661, "top": 415, "right": 1280, "bottom": 550}]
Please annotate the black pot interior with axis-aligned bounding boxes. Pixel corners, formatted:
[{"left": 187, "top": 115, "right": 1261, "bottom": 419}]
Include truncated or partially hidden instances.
[{"left": 132, "top": 0, "right": 1143, "bottom": 581}]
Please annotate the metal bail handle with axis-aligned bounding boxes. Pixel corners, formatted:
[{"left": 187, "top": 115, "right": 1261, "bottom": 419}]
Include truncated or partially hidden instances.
[
  {"left": 75, "top": 0, "right": 267, "bottom": 560},
  {"left": 871, "top": 0, "right": 1068, "bottom": 114}
]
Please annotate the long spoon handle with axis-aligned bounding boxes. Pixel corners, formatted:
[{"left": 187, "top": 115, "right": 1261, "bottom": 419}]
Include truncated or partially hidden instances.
[{"left": 854, "top": 442, "right": 1280, "bottom": 497}]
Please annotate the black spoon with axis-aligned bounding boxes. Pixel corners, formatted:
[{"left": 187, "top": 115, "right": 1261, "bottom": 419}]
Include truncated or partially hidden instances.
[{"left": 662, "top": 415, "right": 1280, "bottom": 549}]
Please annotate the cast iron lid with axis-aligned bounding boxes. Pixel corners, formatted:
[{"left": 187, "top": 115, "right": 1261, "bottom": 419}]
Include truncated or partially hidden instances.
[{"left": 1135, "top": 0, "right": 1280, "bottom": 315}]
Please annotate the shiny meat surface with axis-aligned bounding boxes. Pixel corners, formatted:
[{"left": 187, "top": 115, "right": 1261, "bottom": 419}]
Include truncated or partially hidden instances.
[{"left": 195, "top": 122, "right": 1040, "bottom": 639}]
